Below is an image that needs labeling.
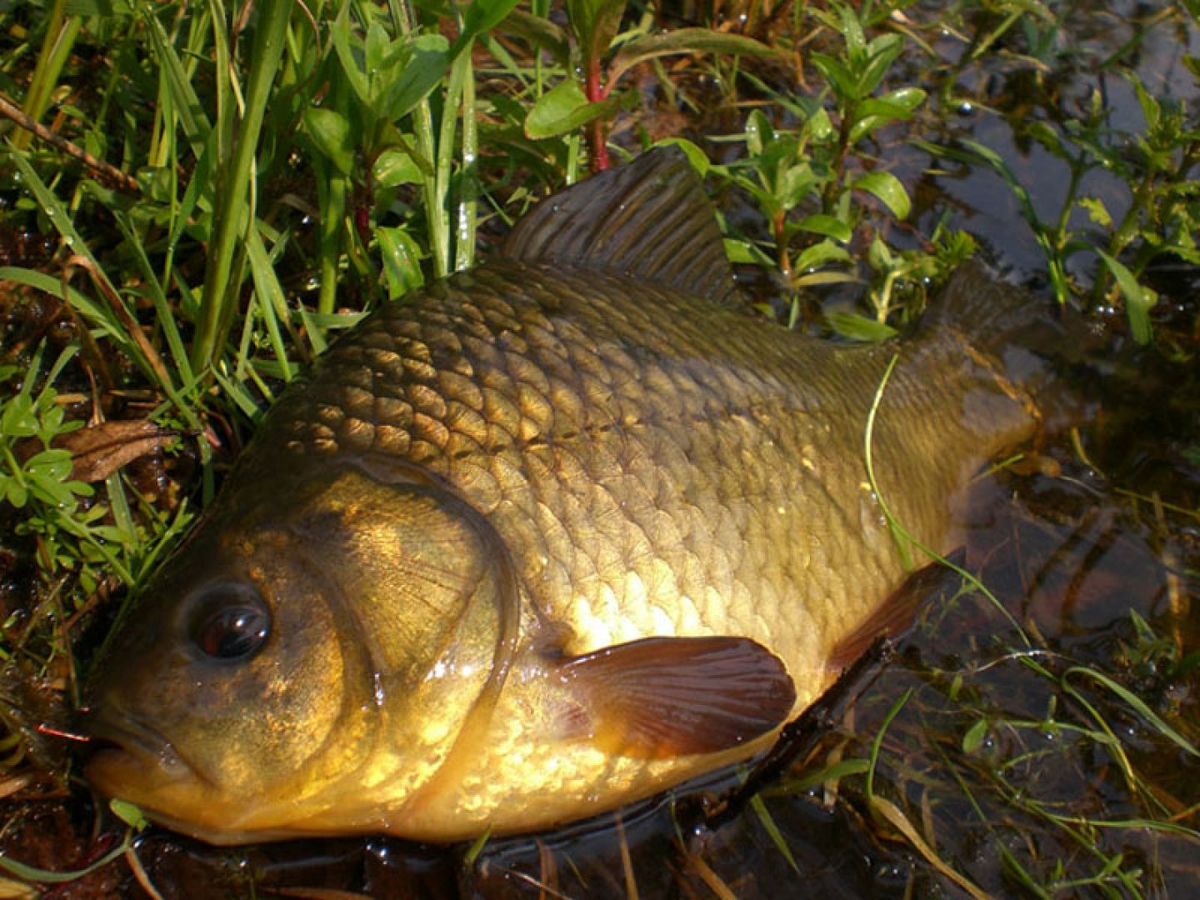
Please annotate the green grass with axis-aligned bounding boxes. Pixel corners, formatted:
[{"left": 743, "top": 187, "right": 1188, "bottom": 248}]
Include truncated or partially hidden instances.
[{"left": 0, "top": 0, "right": 1197, "bottom": 894}]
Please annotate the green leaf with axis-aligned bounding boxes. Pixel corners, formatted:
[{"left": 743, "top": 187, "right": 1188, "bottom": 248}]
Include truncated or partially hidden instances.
[
  {"left": 793, "top": 239, "right": 851, "bottom": 272},
  {"left": 723, "top": 238, "right": 773, "bottom": 267},
  {"left": 852, "top": 171, "right": 911, "bottom": 219},
  {"left": 365, "top": 21, "right": 390, "bottom": 73},
  {"left": 380, "top": 35, "right": 450, "bottom": 121},
  {"left": 848, "top": 94, "right": 924, "bottom": 144},
  {"left": 1078, "top": 197, "right": 1112, "bottom": 227},
  {"left": 459, "top": 0, "right": 522, "bottom": 49},
  {"left": 607, "top": 28, "right": 773, "bottom": 85},
  {"left": 776, "top": 163, "right": 820, "bottom": 210},
  {"left": 110, "top": 798, "right": 150, "bottom": 830},
  {"left": 377, "top": 226, "right": 426, "bottom": 298},
  {"left": 373, "top": 148, "right": 423, "bottom": 188},
  {"left": 962, "top": 718, "right": 988, "bottom": 754},
  {"left": 650, "top": 139, "right": 709, "bottom": 176},
  {"left": 860, "top": 33, "right": 904, "bottom": 95},
  {"left": 793, "top": 214, "right": 852, "bottom": 243},
  {"left": 879, "top": 87, "right": 926, "bottom": 112},
  {"left": 331, "top": 9, "right": 371, "bottom": 107},
  {"left": 1096, "top": 249, "right": 1157, "bottom": 345},
  {"left": 303, "top": 108, "right": 354, "bottom": 176},
  {"left": 566, "top": 0, "right": 627, "bottom": 69},
  {"left": 1, "top": 394, "right": 39, "bottom": 437},
  {"left": 827, "top": 310, "right": 899, "bottom": 342},
  {"left": 2, "top": 478, "right": 28, "bottom": 509},
  {"left": 501, "top": 10, "right": 570, "bottom": 68},
  {"left": 837, "top": 3, "right": 866, "bottom": 57},
  {"left": 524, "top": 79, "right": 619, "bottom": 140},
  {"left": 26, "top": 449, "right": 73, "bottom": 481},
  {"left": 811, "top": 51, "right": 858, "bottom": 103},
  {"left": 867, "top": 234, "right": 894, "bottom": 271},
  {"left": 745, "top": 108, "right": 775, "bottom": 157}
]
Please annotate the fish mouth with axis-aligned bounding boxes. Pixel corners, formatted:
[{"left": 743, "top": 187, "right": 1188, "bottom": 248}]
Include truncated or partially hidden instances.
[{"left": 83, "top": 710, "right": 194, "bottom": 788}]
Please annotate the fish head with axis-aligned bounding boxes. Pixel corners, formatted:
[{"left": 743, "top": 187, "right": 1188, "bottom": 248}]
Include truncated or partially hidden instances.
[{"left": 84, "top": 458, "right": 515, "bottom": 844}]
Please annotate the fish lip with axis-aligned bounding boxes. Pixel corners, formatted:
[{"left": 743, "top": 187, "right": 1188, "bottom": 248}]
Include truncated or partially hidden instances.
[{"left": 84, "top": 710, "right": 196, "bottom": 784}]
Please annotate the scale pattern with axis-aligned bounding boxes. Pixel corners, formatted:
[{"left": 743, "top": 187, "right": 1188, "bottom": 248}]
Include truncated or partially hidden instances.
[{"left": 254, "top": 260, "right": 1033, "bottom": 703}]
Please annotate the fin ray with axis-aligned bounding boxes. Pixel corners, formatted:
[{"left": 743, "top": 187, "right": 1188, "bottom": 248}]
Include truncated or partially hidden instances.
[
  {"left": 561, "top": 635, "right": 795, "bottom": 759},
  {"left": 501, "top": 148, "right": 740, "bottom": 305}
]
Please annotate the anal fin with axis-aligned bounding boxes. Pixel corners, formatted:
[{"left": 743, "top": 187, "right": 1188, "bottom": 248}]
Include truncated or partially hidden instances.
[{"left": 829, "top": 549, "right": 968, "bottom": 671}]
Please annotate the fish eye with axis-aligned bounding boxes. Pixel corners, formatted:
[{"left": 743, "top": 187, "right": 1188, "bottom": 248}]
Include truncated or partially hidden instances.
[{"left": 186, "top": 582, "right": 272, "bottom": 662}]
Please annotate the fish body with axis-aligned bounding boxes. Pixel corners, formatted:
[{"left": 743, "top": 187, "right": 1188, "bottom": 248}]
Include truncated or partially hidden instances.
[{"left": 85, "top": 150, "right": 1037, "bottom": 843}]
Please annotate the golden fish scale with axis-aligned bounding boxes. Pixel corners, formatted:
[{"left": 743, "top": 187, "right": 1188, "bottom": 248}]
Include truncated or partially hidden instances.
[{"left": 254, "top": 260, "right": 1027, "bottom": 706}]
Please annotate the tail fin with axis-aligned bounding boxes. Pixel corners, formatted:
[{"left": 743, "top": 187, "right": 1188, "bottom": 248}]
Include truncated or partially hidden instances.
[{"left": 929, "top": 259, "right": 1093, "bottom": 435}]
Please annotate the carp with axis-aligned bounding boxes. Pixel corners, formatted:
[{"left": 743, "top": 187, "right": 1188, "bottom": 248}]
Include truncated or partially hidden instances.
[{"left": 84, "top": 149, "right": 1038, "bottom": 843}]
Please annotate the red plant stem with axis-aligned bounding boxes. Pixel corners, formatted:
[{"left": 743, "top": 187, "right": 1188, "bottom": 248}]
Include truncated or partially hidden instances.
[{"left": 585, "top": 58, "right": 609, "bottom": 172}]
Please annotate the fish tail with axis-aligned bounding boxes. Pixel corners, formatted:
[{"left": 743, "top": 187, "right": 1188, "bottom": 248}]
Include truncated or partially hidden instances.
[{"left": 927, "top": 259, "right": 1088, "bottom": 434}]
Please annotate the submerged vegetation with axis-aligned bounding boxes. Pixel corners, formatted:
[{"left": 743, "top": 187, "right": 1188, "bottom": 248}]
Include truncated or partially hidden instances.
[{"left": 0, "top": 0, "right": 1197, "bottom": 895}]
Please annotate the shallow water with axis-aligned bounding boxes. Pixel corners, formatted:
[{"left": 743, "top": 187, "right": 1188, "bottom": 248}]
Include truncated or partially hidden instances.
[{"left": 1, "top": 1, "right": 1197, "bottom": 897}]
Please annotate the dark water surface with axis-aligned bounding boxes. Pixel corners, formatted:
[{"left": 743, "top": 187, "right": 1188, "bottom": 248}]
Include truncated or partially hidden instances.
[{"left": 2, "top": 1, "right": 1198, "bottom": 897}]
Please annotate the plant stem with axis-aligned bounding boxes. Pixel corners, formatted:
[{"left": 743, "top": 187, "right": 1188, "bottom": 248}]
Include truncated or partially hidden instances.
[
  {"left": 190, "top": 0, "right": 293, "bottom": 374},
  {"left": 584, "top": 57, "right": 609, "bottom": 171},
  {"left": 13, "top": 0, "right": 81, "bottom": 151},
  {"left": 455, "top": 52, "right": 479, "bottom": 272}
]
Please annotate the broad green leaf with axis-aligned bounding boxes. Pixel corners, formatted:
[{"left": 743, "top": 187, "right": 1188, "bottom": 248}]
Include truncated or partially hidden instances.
[
  {"left": 838, "top": 3, "right": 865, "bottom": 57},
  {"left": 27, "top": 449, "right": 74, "bottom": 481},
  {"left": 855, "top": 97, "right": 921, "bottom": 122},
  {"left": 794, "top": 239, "right": 851, "bottom": 271},
  {"left": 331, "top": 9, "right": 371, "bottom": 107},
  {"left": 1096, "top": 249, "right": 1157, "bottom": 345},
  {"left": 962, "top": 718, "right": 989, "bottom": 754},
  {"left": 745, "top": 108, "right": 774, "bottom": 157},
  {"left": 365, "top": 21, "right": 390, "bottom": 73},
  {"left": 880, "top": 87, "right": 926, "bottom": 112},
  {"left": 381, "top": 35, "right": 450, "bottom": 121},
  {"left": 827, "top": 310, "right": 899, "bottom": 342},
  {"left": 377, "top": 226, "right": 426, "bottom": 298},
  {"left": 607, "top": 28, "right": 773, "bottom": 85},
  {"left": 2, "top": 479, "right": 28, "bottom": 509},
  {"left": 373, "top": 148, "right": 423, "bottom": 188},
  {"left": 2, "top": 394, "right": 38, "bottom": 437},
  {"left": 793, "top": 214, "right": 852, "bottom": 243},
  {"left": 303, "top": 108, "right": 354, "bottom": 176},
  {"left": 777, "top": 163, "right": 820, "bottom": 210},
  {"left": 848, "top": 94, "right": 924, "bottom": 144},
  {"left": 861, "top": 33, "right": 904, "bottom": 95},
  {"left": 460, "top": 0, "right": 522, "bottom": 48},
  {"left": 853, "top": 171, "right": 911, "bottom": 219},
  {"left": 723, "top": 237, "right": 773, "bottom": 267},
  {"left": 811, "top": 51, "right": 858, "bottom": 103},
  {"left": 525, "top": 79, "right": 619, "bottom": 139},
  {"left": 501, "top": 10, "right": 570, "bottom": 67}
]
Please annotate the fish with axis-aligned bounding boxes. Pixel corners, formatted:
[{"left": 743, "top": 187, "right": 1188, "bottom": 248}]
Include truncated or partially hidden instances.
[{"left": 83, "top": 148, "right": 1040, "bottom": 845}]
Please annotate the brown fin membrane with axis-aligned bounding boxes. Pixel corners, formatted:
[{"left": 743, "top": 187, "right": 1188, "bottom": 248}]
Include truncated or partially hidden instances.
[
  {"left": 560, "top": 636, "right": 795, "bottom": 759},
  {"left": 501, "top": 148, "right": 741, "bottom": 306},
  {"left": 828, "top": 549, "right": 967, "bottom": 671}
]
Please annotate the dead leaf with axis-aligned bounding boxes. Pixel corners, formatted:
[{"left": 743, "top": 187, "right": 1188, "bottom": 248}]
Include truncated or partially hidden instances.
[{"left": 54, "top": 419, "right": 178, "bottom": 483}]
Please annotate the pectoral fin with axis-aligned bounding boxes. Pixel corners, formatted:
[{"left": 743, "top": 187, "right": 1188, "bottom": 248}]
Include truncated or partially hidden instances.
[{"left": 559, "top": 636, "right": 796, "bottom": 759}]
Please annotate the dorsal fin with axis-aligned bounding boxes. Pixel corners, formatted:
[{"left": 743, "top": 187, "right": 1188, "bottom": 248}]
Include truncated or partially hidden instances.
[{"left": 501, "top": 147, "right": 739, "bottom": 305}]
